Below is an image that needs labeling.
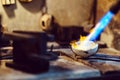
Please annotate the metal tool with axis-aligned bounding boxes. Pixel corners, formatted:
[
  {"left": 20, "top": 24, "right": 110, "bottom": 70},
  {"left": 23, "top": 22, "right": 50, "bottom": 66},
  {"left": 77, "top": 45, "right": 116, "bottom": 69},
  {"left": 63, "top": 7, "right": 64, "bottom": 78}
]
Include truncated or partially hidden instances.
[
  {"left": 85, "top": 0, "right": 120, "bottom": 41},
  {"left": 2, "top": 31, "right": 51, "bottom": 73}
]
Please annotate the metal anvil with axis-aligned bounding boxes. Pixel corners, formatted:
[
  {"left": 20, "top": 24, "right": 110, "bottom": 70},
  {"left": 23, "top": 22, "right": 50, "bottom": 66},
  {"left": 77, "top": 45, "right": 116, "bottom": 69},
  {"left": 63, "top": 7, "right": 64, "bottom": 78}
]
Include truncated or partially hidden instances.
[{"left": 2, "top": 31, "right": 50, "bottom": 73}]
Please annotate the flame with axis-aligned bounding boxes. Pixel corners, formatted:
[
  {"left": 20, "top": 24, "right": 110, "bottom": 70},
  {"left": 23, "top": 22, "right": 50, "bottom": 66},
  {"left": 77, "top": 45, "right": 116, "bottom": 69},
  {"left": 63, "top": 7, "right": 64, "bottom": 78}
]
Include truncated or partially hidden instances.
[
  {"left": 70, "top": 28, "right": 94, "bottom": 49},
  {"left": 70, "top": 40, "right": 77, "bottom": 48},
  {"left": 89, "top": 28, "right": 94, "bottom": 33},
  {"left": 79, "top": 35, "right": 86, "bottom": 41},
  {"left": 79, "top": 28, "right": 94, "bottom": 41},
  {"left": 70, "top": 35, "right": 87, "bottom": 49},
  {"left": 70, "top": 11, "right": 114, "bottom": 49}
]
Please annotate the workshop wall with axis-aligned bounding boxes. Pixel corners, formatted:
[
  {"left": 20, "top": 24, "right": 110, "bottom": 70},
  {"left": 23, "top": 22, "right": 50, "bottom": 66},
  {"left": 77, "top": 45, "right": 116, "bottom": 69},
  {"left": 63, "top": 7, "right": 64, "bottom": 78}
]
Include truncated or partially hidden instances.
[
  {"left": 0, "top": 0, "right": 94, "bottom": 31},
  {"left": 47, "top": 0, "right": 94, "bottom": 27},
  {"left": 0, "top": 0, "right": 45, "bottom": 31}
]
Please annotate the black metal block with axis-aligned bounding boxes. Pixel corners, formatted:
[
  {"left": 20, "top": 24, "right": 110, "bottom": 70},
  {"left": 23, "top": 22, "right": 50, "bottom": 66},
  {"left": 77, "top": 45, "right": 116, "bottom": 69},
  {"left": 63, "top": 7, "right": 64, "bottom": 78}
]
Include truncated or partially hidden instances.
[{"left": 3, "top": 31, "right": 49, "bottom": 73}]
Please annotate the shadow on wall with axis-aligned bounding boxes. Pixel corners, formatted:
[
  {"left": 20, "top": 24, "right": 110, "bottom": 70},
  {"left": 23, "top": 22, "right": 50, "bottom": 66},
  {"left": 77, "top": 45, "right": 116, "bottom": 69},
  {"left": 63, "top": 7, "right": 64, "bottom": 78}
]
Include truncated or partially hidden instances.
[
  {"left": 45, "top": 22, "right": 89, "bottom": 46},
  {"left": 3, "top": 4, "right": 17, "bottom": 18},
  {"left": 19, "top": 0, "right": 46, "bottom": 13}
]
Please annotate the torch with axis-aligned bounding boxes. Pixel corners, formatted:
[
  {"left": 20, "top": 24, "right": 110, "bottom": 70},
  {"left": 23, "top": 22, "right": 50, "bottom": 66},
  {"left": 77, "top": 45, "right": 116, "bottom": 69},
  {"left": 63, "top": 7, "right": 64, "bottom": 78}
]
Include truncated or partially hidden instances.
[
  {"left": 86, "top": 0, "right": 120, "bottom": 41},
  {"left": 70, "top": 1, "right": 120, "bottom": 58}
]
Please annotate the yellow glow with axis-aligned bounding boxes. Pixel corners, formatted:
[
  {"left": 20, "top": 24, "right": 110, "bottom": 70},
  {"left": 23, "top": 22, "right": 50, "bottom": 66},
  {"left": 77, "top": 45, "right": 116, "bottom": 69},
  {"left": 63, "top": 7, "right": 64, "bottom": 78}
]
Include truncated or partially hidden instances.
[
  {"left": 89, "top": 28, "right": 94, "bottom": 33},
  {"left": 70, "top": 35, "right": 87, "bottom": 49},
  {"left": 70, "top": 40, "right": 77, "bottom": 48},
  {"left": 79, "top": 35, "right": 86, "bottom": 41},
  {"left": 70, "top": 28, "right": 94, "bottom": 49}
]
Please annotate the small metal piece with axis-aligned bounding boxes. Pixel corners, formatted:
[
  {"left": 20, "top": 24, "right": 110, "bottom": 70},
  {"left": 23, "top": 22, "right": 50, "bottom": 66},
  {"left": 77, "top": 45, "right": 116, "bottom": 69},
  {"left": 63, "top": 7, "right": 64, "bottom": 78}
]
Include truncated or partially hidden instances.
[{"left": 50, "top": 44, "right": 54, "bottom": 52}]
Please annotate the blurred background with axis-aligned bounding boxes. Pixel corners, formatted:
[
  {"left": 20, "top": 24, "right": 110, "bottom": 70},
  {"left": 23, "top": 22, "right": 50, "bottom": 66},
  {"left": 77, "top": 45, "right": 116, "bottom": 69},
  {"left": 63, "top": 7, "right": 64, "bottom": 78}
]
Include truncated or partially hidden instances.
[{"left": 1, "top": 0, "right": 120, "bottom": 50}]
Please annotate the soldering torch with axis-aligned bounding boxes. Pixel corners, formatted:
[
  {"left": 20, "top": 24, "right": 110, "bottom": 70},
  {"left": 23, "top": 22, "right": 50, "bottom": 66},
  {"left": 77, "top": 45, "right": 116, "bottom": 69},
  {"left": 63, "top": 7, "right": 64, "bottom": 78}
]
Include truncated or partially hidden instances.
[{"left": 86, "top": 0, "right": 120, "bottom": 41}]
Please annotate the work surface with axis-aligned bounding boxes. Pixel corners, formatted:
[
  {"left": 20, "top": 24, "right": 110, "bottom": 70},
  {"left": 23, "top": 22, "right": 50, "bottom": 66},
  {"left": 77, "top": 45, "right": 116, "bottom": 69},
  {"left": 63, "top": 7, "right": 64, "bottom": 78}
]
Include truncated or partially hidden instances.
[{"left": 1, "top": 48, "right": 120, "bottom": 80}]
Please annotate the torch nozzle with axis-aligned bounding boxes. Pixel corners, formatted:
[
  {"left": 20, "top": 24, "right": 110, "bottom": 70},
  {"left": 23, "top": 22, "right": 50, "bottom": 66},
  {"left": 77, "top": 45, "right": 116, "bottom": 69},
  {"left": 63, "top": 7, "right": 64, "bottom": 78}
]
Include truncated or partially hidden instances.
[
  {"left": 110, "top": 0, "right": 120, "bottom": 14},
  {"left": 84, "top": 0, "right": 120, "bottom": 41}
]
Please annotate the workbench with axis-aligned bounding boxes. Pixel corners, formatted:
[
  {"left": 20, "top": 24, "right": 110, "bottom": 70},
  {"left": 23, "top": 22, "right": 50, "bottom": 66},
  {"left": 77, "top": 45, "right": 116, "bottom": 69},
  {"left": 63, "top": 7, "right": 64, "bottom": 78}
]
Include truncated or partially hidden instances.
[{"left": 0, "top": 48, "right": 120, "bottom": 80}]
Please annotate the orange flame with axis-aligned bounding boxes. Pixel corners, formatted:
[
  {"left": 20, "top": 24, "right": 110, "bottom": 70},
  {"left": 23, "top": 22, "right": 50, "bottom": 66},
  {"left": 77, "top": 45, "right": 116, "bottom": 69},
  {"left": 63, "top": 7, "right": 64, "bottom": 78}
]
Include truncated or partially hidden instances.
[
  {"left": 70, "top": 35, "right": 87, "bottom": 49},
  {"left": 79, "top": 35, "right": 86, "bottom": 41},
  {"left": 70, "top": 28, "right": 94, "bottom": 49}
]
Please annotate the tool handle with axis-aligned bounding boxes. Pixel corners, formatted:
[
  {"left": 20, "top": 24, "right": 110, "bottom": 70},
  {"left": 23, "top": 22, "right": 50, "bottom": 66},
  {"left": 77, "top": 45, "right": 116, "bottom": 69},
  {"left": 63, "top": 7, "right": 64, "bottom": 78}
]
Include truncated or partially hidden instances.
[{"left": 110, "top": 0, "right": 120, "bottom": 14}]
